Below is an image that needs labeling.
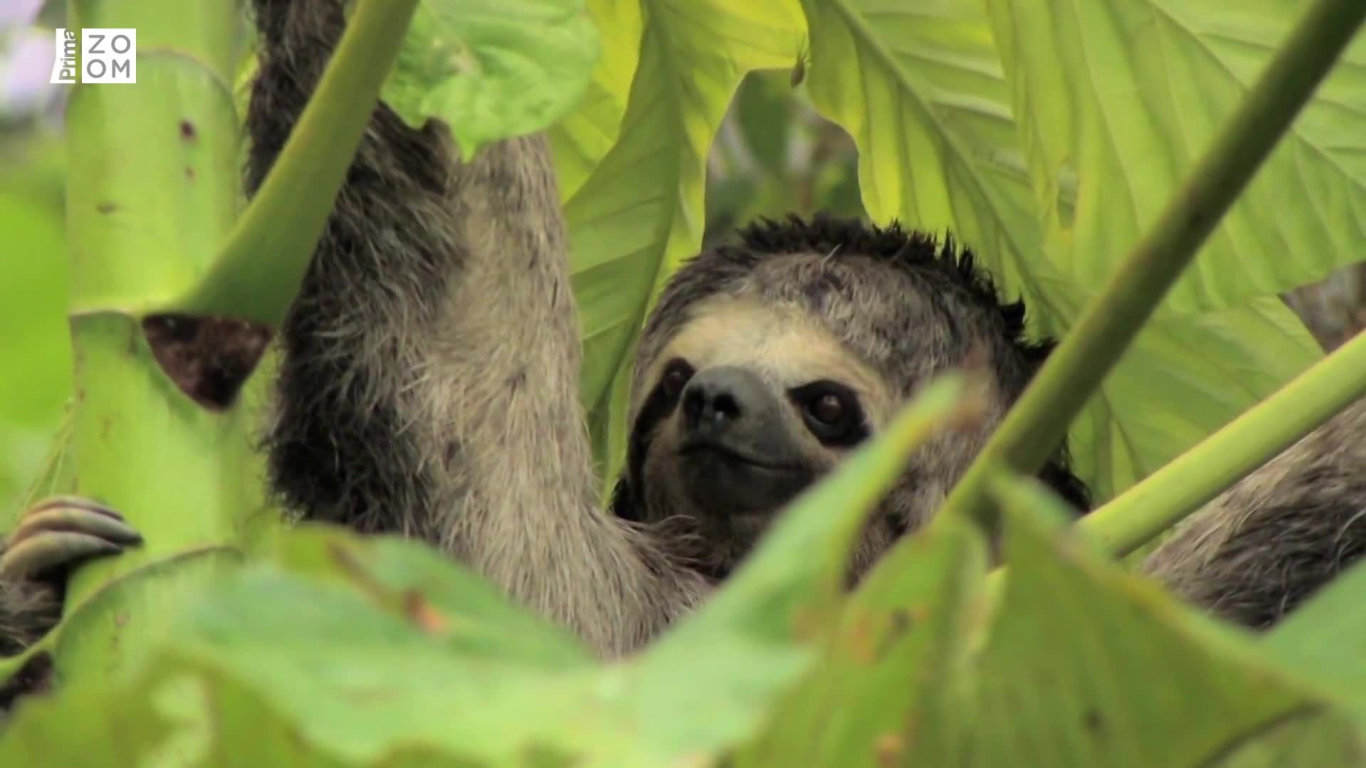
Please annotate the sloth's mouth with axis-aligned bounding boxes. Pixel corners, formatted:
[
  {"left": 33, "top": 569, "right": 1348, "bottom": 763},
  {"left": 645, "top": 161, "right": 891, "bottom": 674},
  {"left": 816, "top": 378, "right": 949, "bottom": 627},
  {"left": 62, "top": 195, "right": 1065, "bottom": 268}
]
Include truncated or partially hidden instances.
[
  {"left": 677, "top": 438, "right": 803, "bottom": 473},
  {"left": 677, "top": 437, "right": 814, "bottom": 545}
]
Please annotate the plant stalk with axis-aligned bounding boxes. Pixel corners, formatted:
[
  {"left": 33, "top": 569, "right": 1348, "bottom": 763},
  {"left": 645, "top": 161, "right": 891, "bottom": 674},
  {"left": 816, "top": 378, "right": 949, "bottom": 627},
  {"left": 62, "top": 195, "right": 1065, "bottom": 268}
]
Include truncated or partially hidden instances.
[
  {"left": 175, "top": 0, "right": 421, "bottom": 328},
  {"left": 1082, "top": 329, "right": 1366, "bottom": 557},
  {"left": 31, "top": 0, "right": 252, "bottom": 692}
]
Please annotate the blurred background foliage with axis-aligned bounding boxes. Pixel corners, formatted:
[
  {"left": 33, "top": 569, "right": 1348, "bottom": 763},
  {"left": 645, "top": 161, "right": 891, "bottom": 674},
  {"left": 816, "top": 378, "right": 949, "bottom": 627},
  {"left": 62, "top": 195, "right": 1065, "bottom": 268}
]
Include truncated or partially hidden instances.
[
  {"left": 701, "top": 71, "right": 863, "bottom": 245},
  {"left": 1, "top": 3, "right": 1364, "bottom": 517},
  {"left": 0, "top": 0, "right": 69, "bottom": 521}
]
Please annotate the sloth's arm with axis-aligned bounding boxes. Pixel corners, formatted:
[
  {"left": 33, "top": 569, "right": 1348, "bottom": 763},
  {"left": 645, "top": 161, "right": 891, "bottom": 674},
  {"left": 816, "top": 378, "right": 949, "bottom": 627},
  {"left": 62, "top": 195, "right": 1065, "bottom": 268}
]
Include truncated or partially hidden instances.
[
  {"left": 249, "top": 0, "right": 704, "bottom": 654},
  {"left": 0, "top": 575, "right": 59, "bottom": 658},
  {"left": 1140, "top": 398, "right": 1366, "bottom": 628}
]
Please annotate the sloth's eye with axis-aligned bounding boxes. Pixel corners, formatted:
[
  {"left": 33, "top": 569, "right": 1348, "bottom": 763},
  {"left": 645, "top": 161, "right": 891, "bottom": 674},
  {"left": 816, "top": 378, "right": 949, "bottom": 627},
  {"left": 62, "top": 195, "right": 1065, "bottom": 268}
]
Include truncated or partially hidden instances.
[
  {"left": 790, "top": 381, "right": 867, "bottom": 447},
  {"left": 660, "top": 359, "right": 695, "bottom": 399},
  {"left": 809, "top": 393, "right": 846, "bottom": 425}
]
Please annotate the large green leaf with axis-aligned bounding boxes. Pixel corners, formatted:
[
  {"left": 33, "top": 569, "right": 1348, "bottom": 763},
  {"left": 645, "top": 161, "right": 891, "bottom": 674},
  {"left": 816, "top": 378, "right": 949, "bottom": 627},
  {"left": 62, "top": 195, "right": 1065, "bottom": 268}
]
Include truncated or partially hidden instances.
[
  {"left": 1066, "top": 296, "right": 1321, "bottom": 499},
  {"left": 2, "top": 376, "right": 970, "bottom": 766},
  {"left": 798, "top": 0, "right": 1325, "bottom": 500},
  {"left": 1, "top": 529, "right": 601, "bottom": 766},
  {"left": 629, "top": 374, "right": 975, "bottom": 761},
  {"left": 262, "top": 527, "right": 593, "bottom": 668},
  {"left": 1263, "top": 555, "right": 1366, "bottom": 726},
  {"left": 988, "top": 0, "right": 1366, "bottom": 311},
  {"left": 736, "top": 512, "right": 988, "bottom": 768},
  {"left": 562, "top": 0, "right": 805, "bottom": 483},
  {"left": 965, "top": 475, "right": 1364, "bottom": 766},
  {"left": 547, "top": 0, "right": 643, "bottom": 200},
  {"left": 382, "top": 0, "right": 601, "bottom": 157},
  {"left": 1213, "top": 714, "right": 1366, "bottom": 768},
  {"left": 3, "top": 562, "right": 596, "bottom": 767}
]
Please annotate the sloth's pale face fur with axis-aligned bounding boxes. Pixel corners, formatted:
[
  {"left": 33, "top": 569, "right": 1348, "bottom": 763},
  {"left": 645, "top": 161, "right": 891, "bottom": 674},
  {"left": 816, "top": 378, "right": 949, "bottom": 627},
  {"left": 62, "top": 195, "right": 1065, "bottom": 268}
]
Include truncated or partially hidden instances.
[
  {"left": 610, "top": 222, "right": 1090, "bottom": 582},
  {"left": 636, "top": 295, "right": 899, "bottom": 577}
]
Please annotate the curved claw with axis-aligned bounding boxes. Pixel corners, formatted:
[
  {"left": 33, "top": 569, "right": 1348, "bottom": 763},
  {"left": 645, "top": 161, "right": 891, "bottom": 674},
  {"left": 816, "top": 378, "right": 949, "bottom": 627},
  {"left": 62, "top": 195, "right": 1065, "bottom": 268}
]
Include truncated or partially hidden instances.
[
  {"left": 1, "top": 497, "right": 143, "bottom": 581},
  {"left": 0, "top": 533, "right": 123, "bottom": 581}
]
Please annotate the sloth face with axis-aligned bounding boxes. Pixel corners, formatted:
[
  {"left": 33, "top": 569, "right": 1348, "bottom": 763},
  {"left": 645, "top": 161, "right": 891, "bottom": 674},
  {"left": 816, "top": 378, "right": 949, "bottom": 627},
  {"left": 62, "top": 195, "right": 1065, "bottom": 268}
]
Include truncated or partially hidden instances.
[
  {"left": 626, "top": 295, "right": 899, "bottom": 579},
  {"left": 614, "top": 222, "right": 1086, "bottom": 582}
]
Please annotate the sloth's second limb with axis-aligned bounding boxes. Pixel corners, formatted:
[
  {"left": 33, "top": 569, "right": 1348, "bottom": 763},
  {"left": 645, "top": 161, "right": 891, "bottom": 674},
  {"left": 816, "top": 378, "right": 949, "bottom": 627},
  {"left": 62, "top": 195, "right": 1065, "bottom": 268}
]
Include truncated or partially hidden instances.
[
  {"left": 1140, "top": 397, "right": 1366, "bottom": 628},
  {"left": 248, "top": 0, "right": 705, "bottom": 654},
  {"left": 0, "top": 496, "right": 142, "bottom": 655}
]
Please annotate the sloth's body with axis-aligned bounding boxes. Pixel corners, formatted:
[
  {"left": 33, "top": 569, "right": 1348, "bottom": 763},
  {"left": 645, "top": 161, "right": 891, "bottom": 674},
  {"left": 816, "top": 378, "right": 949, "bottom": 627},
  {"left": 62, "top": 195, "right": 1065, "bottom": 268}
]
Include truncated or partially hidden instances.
[{"left": 3, "top": 0, "right": 1366, "bottom": 676}]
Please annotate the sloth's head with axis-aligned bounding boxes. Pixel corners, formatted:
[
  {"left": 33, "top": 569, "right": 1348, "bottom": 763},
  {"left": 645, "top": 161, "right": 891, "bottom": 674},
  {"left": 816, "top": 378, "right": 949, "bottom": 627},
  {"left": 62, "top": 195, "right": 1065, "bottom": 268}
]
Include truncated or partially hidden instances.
[{"left": 610, "top": 216, "right": 1088, "bottom": 580}]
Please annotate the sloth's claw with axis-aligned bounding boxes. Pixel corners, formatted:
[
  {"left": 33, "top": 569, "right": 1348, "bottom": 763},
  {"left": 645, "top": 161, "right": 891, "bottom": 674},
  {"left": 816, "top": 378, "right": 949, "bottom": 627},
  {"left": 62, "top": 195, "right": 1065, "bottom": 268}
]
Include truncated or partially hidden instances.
[{"left": 1, "top": 496, "right": 142, "bottom": 581}]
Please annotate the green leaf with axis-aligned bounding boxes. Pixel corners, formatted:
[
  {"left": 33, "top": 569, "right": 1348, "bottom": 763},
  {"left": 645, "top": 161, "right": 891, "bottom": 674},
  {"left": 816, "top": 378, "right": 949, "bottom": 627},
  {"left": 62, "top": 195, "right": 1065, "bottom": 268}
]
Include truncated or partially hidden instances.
[
  {"left": 548, "top": 0, "right": 643, "bottom": 200},
  {"left": 167, "top": 571, "right": 599, "bottom": 765},
  {"left": 799, "top": 0, "right": 1035, "bottom": 287},
  {"left": 798, "top": 0, "right": 1326, "bottom": 500},
  {"left": 1264, "top": 555, "right": 1366, "bottom": 725},
  {"left": 383, "top": 0, "right": 601, "bottom": 157},
  {"left": 987, "top": 0, "right": 1366, "bottom": 312},
  {"left": 632, "top": 374, "right": 977, "bottom": 761},
  {"left": 1211, "top": 714, "right": 1366, "bottom": 767},
  {"left": 1068, "top": 297, "right": 1322, "bottom": 499},
  {"left": 563, "top": 0, "right": 805, "bottom": 481},
  {"left": 264, "top": 526, "right": 593, "bottom": 669},
  {"left": 3, "top": 382, "right": 975, "bottom": 768},
  {"left": 3, "top": 564, "right": 594, "bottom": 767},
  {"left": 965, "top": 474, "right": 1362, "bottom": 766},
  {"left": 737, "top": 512, "right": 989, "bottom": 768},
  {"left": 3, "top": 528, "right": 594, "bottom": 766}
]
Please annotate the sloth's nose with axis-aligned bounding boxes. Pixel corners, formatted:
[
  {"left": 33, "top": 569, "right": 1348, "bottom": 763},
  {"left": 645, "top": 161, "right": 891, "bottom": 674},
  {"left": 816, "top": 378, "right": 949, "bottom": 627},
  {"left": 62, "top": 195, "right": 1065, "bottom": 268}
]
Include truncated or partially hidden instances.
[
  {"left": 681, "top": 366, "right": 764, "bottom": 436},
  {"left": 682, "top": 383, "right": 741, "bottom": 434}
]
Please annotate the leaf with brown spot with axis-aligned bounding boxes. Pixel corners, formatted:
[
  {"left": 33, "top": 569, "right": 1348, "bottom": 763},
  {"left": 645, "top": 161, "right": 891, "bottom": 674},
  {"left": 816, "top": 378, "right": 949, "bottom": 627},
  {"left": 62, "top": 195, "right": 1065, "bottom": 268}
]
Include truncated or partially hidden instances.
[
  {"left": 401, "top": 590, "right": 450, "bottom": 635},
  {"left": 873, "top": 733, "right": 904, "bottom": 768},
  {"left": 961, "top": 475, "right": 1363, "bottom": 766},
  {"left": 736, "top": 511, "right": 989, "bottom": 768}
]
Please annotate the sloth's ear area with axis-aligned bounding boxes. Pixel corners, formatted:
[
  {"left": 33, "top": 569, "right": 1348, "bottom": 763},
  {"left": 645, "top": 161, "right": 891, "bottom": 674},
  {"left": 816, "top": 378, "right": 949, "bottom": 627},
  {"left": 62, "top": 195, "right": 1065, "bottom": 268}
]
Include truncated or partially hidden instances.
[
  {"left": 609, "top": 478, "right": 643, "bottom": 523},
  {"left": 1037, "top": 456, "right": 1090, "bottom": 514}
]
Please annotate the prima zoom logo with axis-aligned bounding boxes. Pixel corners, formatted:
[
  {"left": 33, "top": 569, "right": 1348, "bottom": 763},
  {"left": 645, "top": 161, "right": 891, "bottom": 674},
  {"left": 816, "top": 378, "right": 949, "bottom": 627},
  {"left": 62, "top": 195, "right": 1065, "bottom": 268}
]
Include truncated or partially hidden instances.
[{"left": 49, "top": 28, "right": 137, "bottom": 84}]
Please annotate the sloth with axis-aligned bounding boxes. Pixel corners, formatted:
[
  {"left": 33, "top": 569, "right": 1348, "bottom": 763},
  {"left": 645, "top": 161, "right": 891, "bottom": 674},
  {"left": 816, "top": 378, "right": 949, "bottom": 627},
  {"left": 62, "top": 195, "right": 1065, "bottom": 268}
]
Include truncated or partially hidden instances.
[{"left": 3, "top": 0, "right": 1365, "bottom": 682}]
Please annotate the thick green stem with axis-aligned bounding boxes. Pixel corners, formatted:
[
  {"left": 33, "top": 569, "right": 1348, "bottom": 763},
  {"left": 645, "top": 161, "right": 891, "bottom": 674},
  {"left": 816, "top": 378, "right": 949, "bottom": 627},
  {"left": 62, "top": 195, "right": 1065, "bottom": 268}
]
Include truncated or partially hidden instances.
[
  {"left": 939, "top": 0, "right": 1366, "bottom": 532},
  {"left": 39, "top": 0, "right": 253, "bottom": 690},
  {"left": 174, "top": 0, "right": 421, "bottom": 328},
  {"left": 23, "top": 0, "right": 420, "bottom": 692},
  {"left": 1081, "top": 329, "right": 1366, "bottom": 558},
  {"left": 64, "top": 3, "right": 240, "bottom": 315}
]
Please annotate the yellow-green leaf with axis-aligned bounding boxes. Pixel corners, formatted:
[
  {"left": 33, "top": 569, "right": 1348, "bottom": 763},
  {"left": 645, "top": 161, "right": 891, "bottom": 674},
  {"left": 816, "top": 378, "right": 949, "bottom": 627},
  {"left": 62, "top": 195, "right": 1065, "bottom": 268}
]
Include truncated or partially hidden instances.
[
  {"left": 382, "top": 0, "right": 601, "bottom": 157},
  {"left": 988, "top": 0, "right": 1366, "bottom": 311},
  {"left": 564, "top": 0, "right": 805, "bottom": 483},
  {"left": 798, "top": 0, "right": 1325, "bottom": 500},
  {"left": 969, "top": 474, "right": 1362, "bottom": 766}
]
